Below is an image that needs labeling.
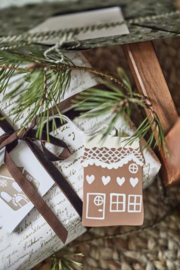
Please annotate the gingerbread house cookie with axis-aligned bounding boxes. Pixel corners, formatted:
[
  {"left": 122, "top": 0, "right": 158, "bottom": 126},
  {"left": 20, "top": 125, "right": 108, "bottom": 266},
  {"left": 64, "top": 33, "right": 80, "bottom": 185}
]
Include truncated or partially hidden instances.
[{"left": 82, "top": 134, "right": 144, "bottom": 227}]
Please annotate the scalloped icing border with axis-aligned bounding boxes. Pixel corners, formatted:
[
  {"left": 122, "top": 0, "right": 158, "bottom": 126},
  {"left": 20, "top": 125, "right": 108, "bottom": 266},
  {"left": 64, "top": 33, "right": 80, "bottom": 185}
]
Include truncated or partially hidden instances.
[{"left": 82, "top": 154, "right": 144, "bottom": 169}]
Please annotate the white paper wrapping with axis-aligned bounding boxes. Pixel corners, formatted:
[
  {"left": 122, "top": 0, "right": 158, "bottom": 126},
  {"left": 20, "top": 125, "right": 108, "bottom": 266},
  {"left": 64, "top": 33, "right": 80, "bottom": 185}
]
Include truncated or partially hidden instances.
[
  {"left": 0, "top": 112, "right": 161, "bottom": 270},
  {"left": 0, "top": 51, "right": 97, "bottom": 129},
  {"left": 0, "top": 51, "right": 97, "bottom": 232},
  {"left": 0, "top": 48, "right": 161, "bottom": 269}
]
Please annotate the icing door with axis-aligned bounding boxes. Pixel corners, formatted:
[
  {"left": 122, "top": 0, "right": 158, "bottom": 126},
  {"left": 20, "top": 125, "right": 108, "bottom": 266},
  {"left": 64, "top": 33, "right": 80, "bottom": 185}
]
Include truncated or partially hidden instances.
[{"left": 86, "top": 193, "right": 106, "bottom": 220}]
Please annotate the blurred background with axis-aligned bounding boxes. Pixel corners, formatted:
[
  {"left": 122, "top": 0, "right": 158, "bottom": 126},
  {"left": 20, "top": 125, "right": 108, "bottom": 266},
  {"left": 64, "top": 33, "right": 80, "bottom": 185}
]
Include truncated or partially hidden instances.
[
  {"left": 1, "top": 1, "right": 180, "bottom": 269},
  {"left": 33, "top": 38, "right": 180, "bottom": 270}
]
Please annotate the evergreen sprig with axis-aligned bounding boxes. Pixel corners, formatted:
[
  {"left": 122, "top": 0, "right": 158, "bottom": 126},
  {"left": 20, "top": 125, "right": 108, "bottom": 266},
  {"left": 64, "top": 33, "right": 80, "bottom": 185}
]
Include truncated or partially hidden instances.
[
  {"left": 51, "top": 250, "right": 83, "bottom": 270},
  {"left": 0, "top": 46, "right": 167, "bottom": 153},
  {"left": 0, "top": 46, "right": 73, "bottom": 137},
  {"left": 73, "top": 68, "right": 167, "bottom": 153}
]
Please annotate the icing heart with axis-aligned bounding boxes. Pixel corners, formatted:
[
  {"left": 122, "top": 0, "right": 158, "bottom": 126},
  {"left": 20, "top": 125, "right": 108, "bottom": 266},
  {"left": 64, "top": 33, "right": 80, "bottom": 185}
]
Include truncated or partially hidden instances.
[
  {"left": 102, "top": 176, "right": 111, "bottom": 185},
  {"left": 117, "top": 177, "right": 125, "bottom": 186},
  {"left": 86, "top": 175, "right": 95, "bottom": 184},
  {"left": 130, "top": 177, "right": 139, "bottom": 187}
]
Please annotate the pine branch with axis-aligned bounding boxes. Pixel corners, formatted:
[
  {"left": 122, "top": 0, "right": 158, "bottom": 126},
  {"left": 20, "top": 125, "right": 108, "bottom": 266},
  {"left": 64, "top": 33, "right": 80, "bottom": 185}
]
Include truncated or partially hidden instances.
[
  {"left": 0, "top": 46, "right": 127, "bottom": 139},
  {"left": 0, "top": 46, "right": 167, "bottom": 153},
  {"left": 0, "top": 46, "right": 73, "bottom": 138},
  {"left": 73, "top": 68, "right": 167, "bottom": 153}
]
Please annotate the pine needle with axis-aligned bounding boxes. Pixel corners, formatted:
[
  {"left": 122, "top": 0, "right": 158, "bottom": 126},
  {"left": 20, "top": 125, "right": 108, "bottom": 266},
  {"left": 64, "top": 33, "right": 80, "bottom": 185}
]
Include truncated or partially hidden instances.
[
  {"left": 51, "top": 250, "right": 83, "bottom": 270},
  {"left": 0, "top": 45, "right": 167, "bottom": 153},
  {"left": 0, "top": 45, "right": 73, "bottom": 137},
  {"left": 74, "top": 68, "right": 167, "bottom": 152}
]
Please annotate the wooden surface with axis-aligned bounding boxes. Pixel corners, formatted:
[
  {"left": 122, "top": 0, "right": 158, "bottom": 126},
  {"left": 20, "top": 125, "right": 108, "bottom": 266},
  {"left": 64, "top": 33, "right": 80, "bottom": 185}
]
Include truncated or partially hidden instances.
[
  {"left": 124, "top": 42, "right": 178, "bottom": 134},
  {"left": 124, "top": 41, "right": 180, "bottom": 185},
  {"left": 161, "top": 117, "right": 180, "bottom": 185}
]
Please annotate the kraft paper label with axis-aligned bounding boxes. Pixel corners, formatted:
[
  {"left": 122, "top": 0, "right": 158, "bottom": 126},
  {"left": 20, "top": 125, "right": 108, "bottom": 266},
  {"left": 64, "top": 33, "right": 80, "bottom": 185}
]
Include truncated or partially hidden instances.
[{"left": 82, "top": 135, "right": 144, "bottom": 227}]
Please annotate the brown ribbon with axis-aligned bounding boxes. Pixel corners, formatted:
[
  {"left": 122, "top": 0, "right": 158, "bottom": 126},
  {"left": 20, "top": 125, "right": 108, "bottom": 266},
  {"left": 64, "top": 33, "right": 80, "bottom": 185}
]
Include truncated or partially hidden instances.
[{"left": 0, "top": 113, "right": 83, "bottom": 243}]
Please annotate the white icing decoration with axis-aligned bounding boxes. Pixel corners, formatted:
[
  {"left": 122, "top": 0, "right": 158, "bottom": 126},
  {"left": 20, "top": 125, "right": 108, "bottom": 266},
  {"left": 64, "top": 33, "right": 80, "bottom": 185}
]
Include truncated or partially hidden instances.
[
  {"left": 130, "top": 177, "right": 139, "bottom": 187},
  {"left": 102, "top": 176, "right": 111, "bottom": 185},
  {"left": 82, "top": 154, "right": 144, "bottom": 169},
  {"left": 129, "top": 163, "right": 138, "bottom": 174},
  {"left": 0, "top": 179, "right": 7, "bottom": 187},
  {"left": 86, "top": 175, "right": 95, "bottom": 184},
  {"left": 128, "top": 195, "right": 142, "bottom": 212},
  {"left": 116, "top": 177, "right": 125, "bottom": 186}
]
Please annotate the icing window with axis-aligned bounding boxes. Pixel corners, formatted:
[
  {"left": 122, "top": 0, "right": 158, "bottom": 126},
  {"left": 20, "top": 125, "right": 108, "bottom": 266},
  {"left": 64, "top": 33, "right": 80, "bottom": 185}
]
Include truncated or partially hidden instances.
[
  {"left": 12, "top": 182, "right": 22, "bottom": 192},
  {"left": 94, "top": 196, "right": 104, "bottom": 206},
  {"left": 129, "top": 163, "right": 138, "bottom": 174},
  {"left": 128, "top": 195, "right": 142, "bottom": 213},
  {"left": 110, "top": 194, "right": 126, "bottom": 212},
  {"left": 1, "top": 192, "right": 12, "bottom": 202}
]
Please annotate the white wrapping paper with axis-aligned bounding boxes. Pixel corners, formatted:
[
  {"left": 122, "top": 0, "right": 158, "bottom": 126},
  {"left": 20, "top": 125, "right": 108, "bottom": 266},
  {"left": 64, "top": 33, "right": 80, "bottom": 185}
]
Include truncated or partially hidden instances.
[
  {"left": 0, "top": 51, "right": 97, "bottom": 231},
  {"left": 0, "top": 48, "right": 161, "bottom": 270},
  {"left": 0, "top": 112, "right": 161, "bottom": 270}
]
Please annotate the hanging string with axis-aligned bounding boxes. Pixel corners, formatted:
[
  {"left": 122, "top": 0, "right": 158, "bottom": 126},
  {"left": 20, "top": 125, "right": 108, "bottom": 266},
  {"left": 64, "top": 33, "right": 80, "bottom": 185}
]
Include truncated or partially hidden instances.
[
  {"left": 0, "top": 10, "right": 179, "bottom": 51},
  {"left": 44, "top": 32, "right": 75, "bottom": 63}
]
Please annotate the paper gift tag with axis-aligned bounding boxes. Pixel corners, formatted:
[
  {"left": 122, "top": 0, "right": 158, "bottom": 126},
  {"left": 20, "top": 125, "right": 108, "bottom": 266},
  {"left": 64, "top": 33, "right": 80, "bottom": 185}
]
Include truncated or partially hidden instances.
[
  {"left": 82, "top": 134, "right": 144, "bottom": 227},
  {"left": 30, "top": 7, "right": 129, "bottom": 45},
  {"left": 0, "top": 164, "right": 40, "bottom": 211},
  {"left": 0, "top": 139, "right": 55, "bottom": 233}
]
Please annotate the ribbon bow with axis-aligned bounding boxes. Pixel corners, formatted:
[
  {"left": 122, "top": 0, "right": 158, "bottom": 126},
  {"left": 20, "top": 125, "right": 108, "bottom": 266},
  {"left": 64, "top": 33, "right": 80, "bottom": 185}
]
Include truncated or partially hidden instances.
[
  {"left": 0, "top": 123, "right": 71, "bottom": 162},
  {"left": 0, "top": 113, "right": 82, "bottom": 243}
]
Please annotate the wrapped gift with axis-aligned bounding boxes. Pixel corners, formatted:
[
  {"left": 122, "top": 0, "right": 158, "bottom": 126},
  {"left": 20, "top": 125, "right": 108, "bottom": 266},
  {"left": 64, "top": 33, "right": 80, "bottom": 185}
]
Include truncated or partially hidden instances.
[
  {"left": 0, "top": 51, "right": 97, "bottom": 233},
  {"left": 0, "top": 1, "right": 178, "bottom": 269},
  {"left": 0, "top": 13, "right": 161, "bottom": 268},
  {"left": 0, "top": 112, "right": 161, "bottom": 270},
  {"left": 0, "top": 43, "right": 161, "bottom": 269}
]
